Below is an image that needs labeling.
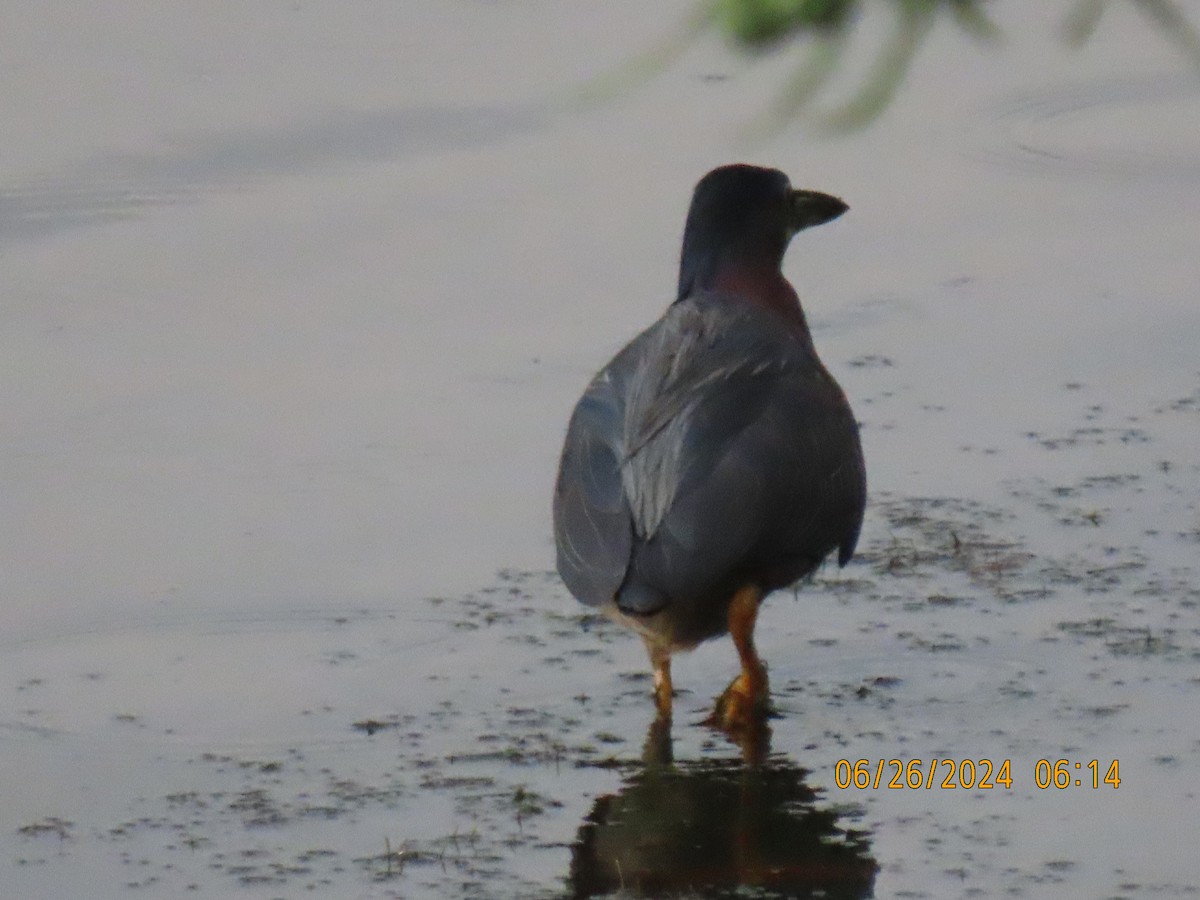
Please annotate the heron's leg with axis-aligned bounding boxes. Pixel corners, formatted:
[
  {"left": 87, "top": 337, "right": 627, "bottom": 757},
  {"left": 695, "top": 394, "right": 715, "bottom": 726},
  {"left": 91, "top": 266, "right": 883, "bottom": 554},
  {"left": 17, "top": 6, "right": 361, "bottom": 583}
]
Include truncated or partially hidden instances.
[
  {"left": 708, "top": 584, "right": 769, "bottom": 731},
  {"left": 643, "top": 637, "right": 673, "bottom": 719}
]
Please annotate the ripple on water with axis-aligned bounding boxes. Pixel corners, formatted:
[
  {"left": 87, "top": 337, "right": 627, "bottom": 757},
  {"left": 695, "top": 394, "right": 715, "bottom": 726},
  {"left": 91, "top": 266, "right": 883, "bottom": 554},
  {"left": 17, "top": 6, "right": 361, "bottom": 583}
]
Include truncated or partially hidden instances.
[{"left": 967, "top": 73, "right": 1200, "bottom": 183}]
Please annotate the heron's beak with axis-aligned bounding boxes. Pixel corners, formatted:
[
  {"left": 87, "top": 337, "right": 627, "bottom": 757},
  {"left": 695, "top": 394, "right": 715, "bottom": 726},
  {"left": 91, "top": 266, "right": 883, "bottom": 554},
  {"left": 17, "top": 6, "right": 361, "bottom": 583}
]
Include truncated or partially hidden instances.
[{"left": 790, "top": 189, "right": 848, "bottom": 233}]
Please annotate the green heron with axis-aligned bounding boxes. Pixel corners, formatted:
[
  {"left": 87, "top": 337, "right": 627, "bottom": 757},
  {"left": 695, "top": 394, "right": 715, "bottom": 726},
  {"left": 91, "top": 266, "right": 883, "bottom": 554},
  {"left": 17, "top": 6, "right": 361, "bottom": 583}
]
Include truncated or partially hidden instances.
[{"left": 553, "top": 164, "right": 865, "bottom": 731}]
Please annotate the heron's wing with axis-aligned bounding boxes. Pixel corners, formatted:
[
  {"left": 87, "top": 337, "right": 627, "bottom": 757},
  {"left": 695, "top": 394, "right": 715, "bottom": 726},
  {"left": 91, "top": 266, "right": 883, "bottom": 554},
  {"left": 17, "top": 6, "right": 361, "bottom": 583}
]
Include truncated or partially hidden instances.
[
  {"left": 552, "top": 302, "right": 740, "bottom": 608},
  {"left": 553, "top": 341, "right": 642, "bottom": 607},
  {"left": 621, "top": 295, "right": 865, "bottom": 594},
  {"left": 620, "top": 296, "right": 789, "bottom": 542},
  {"left": 704, "top": 357, "right": 866, "bottom": 568}
]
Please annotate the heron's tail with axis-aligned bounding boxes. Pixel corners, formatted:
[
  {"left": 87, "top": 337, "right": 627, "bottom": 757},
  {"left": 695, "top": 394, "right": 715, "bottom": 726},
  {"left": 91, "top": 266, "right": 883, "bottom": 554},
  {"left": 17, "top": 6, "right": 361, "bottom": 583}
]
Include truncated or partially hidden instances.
[{"left": 615, "top": 579, "right": 669, "bottom": 616}]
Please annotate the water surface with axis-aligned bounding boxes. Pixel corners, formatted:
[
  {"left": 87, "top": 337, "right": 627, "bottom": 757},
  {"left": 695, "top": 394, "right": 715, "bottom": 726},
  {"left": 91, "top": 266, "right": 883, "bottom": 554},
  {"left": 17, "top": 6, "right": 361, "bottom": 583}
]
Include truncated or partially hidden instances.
[{"left": 3, "top": 3, "right": 1198, "bottom": 897}]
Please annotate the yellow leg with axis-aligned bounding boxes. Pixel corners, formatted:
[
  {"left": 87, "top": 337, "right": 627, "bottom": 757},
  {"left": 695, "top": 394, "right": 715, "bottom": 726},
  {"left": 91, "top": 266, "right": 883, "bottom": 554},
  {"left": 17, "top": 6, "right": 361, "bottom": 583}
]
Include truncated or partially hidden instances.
[
  {"left": 644, "top": 638, "right": 673, "bottom": 720},
  {"left": 707, "top": 584, "right": 769, "bottom": 732}
]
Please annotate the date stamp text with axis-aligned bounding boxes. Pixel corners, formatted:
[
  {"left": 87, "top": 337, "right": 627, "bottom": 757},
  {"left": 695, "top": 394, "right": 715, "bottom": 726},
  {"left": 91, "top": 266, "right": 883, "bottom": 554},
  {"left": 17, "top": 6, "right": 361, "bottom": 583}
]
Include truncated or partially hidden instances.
[{"left": 833, "top": 758, "right": 1121, "bottom": 790}]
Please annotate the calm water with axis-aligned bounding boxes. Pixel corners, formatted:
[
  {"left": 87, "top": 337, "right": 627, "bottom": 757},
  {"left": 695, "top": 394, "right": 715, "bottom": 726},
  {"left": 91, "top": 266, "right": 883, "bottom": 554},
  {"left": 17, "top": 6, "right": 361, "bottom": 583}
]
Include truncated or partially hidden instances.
[{"left": 2, "top": 3, "right": 1198, "bottom": 897}]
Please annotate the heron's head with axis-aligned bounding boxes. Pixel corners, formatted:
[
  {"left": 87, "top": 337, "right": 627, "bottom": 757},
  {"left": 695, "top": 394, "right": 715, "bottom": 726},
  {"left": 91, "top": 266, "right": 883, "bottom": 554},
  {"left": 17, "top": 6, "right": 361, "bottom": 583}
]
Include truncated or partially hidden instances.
[{"left": 678, "top": 164, "right": 847, "bottom": 302}]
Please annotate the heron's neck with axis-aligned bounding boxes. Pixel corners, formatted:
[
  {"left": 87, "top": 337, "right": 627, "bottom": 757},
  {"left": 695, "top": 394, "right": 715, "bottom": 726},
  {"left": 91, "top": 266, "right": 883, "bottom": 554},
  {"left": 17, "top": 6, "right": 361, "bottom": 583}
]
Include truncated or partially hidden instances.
[
  {"left": 678, "top": 235, "right": 809, "bottom": 329},
  {"left": 709, "top": 266, "right": 811, "bottom": 337}
]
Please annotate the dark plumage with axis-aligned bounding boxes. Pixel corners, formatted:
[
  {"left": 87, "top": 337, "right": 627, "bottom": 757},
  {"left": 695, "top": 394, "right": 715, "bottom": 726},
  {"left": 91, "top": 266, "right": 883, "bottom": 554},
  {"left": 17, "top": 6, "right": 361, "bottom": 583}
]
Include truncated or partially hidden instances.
[{"left": 553, "top": 164, "right": 865, "bottom": 730}]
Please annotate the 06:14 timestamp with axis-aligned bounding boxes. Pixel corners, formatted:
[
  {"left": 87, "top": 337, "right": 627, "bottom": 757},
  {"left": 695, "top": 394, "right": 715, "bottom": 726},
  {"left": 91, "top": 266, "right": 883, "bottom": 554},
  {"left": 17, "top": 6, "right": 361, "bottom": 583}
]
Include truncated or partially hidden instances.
[{"left": 1034, "top": 759, "right": 1121, "bottom": 789}]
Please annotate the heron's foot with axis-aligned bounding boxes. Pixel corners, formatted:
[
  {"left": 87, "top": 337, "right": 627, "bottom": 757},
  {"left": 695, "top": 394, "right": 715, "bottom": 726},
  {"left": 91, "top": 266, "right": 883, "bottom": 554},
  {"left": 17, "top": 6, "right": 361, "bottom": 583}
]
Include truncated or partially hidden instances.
[{"left": 705, "top": 665, "right": 770, "bottom": 733}]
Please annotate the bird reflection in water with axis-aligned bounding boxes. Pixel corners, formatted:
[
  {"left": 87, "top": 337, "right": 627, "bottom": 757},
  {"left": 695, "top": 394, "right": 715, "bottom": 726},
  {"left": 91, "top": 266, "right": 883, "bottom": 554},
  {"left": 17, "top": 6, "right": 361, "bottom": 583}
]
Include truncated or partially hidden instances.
[{"left": 568, "top": 719, "right": 877, "bottom": 899}]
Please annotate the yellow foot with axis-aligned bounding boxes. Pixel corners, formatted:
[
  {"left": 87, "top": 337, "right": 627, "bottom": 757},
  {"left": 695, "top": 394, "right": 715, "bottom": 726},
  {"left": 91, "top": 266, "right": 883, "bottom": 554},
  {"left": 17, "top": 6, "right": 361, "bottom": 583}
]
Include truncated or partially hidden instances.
[{"left": 704, "top": 668, "right": 770, "bottom": 733}]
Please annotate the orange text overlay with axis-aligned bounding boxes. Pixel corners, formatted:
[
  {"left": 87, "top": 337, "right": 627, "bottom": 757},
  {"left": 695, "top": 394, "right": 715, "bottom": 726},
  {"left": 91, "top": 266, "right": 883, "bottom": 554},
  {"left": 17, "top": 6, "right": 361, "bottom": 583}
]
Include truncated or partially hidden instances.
[{"left": 833, "top": 758, "right": 1121, "bottom": 790}]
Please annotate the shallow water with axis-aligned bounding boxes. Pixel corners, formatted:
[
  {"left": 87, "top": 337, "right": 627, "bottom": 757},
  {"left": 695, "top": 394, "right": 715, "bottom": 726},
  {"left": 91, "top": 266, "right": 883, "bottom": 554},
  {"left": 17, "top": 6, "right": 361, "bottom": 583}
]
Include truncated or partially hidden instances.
[{"left": 3, "top": 3, "right": 1199, "bottom": 898}]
